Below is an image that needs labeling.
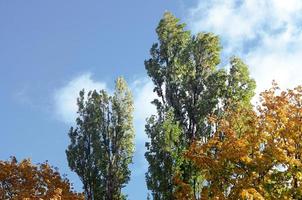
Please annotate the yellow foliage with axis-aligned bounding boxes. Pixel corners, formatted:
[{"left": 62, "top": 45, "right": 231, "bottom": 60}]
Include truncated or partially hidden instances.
[
  {"left": 240, "top": 188, "right": 264, "bottom": 200},
  {"left": 177, "top": 84, "right": 302, "bottom": 199}
]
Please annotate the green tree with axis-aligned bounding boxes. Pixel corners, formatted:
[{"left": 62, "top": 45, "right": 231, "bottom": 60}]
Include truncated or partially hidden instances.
[
  {"left": 66, "top": 77, "right": 134, "bottom": 200},
  {"left": 144, "top": 12, "right": 255, "bottom": 199},
  {"left": 145, "top": 110, "right": 182, "bottom": 200}
]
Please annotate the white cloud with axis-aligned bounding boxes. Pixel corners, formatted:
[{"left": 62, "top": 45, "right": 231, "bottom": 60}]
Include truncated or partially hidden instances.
[
  {"left": 130, "top": 78, "right": 157, "bottom": 163},
  {"left": 186, "top": 0, "right": 302, "bottom": 95},
  {"left": 132, "top": 78, "right": 157, "bottom": 141},
  {"left": 54, "top": 73, "right": 106, "bottom": 124}
]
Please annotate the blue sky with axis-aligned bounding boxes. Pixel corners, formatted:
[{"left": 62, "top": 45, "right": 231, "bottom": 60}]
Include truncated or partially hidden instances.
[{"left": 1, "top": 0, "right": 302, "bottom": 199}]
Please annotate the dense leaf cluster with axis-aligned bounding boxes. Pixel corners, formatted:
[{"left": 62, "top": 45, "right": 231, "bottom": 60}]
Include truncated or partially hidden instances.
[
  {"left": 180, "top": 85, "right": 302, "bottom": 199},
  {"left": 0, "top": 157, "right": 83, "bottom": 200}
]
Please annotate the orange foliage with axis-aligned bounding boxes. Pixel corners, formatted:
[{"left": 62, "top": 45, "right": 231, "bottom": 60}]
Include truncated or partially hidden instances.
[
  {"left": 176, "top": 84, "right": 302, "bottom": 199},
  {"left": 0, "top": 157, "right": 84, "bottom": 200},
  {"left": 174, "top": 174, "right": 194, "bottom": 200}
]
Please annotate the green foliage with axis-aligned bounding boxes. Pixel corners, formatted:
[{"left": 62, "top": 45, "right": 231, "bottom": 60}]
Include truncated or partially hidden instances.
[
  {"left": 66, "top": 77, "right": 134, "bottom": 200},
  {"left": 145, "top": 12, "right": 256, "bottom": 199},
  {"left": 225, "top": 56, "right": 256, "bottom": 109},
  {"left": 145, "top": 109, "right": 182, "bottom": 200}
]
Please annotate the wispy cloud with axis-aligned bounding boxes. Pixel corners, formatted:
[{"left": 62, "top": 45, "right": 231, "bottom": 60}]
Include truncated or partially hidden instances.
[
  {"left": 186, "top": 0, "right": 302, "bottom": 95},
  {"left": 54, "top": 73, "right": 106, "bottom": 124}
]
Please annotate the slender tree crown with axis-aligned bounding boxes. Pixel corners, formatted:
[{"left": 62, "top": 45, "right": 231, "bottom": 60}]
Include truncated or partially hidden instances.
[
  {"left": 66, "top": 77, "right": 134, "bottom": 200},
  {"left": 145, "top": 12, "right": 255, "bottom": 199}
]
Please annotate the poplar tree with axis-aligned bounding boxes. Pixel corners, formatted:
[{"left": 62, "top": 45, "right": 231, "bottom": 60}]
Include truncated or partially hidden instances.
[
  {"left": 144, "top": 12, "right": 256, "bottom": 199},
  {"left": 66, "top": 77, "right": 134, "bottom": 200}
]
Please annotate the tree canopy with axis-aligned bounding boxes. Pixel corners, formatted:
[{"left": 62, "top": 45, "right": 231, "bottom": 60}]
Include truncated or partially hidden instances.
[
  {"left": 145, "top": 12, "right": 255, "bottom": 199},
  {"left": 0, "top": 157, "right": 83, "bottom": 200},
  {"left": 66, "top": 77, "right": 134, "bottom": 200},
  {"left": 177, "top": 84, "right": 302, "bottom": 199}
]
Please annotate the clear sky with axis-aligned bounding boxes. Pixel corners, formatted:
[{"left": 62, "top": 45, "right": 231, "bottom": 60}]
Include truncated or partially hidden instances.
[{"left": 1, "top": 0, "right": 302, "bottom": 199}]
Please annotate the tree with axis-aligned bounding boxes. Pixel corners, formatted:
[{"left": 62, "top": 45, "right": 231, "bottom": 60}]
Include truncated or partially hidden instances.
[
  {"left": 144, "top": 12, "right": 255, "bottom": 199},
  {"left": 66, "top": 77, "right": 134, "bottom": 200},
  {"left": 181, "top": 83, "right": 302, "bottom": 199},
  {"left": 145, "top": 110, "right": 182, "bottom": 199},
  {"left": 0, "top": 157, "right": 83, "bottom": 200}
]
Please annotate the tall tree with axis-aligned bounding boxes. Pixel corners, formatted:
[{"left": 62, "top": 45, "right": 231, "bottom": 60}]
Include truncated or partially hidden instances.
[
  {"left": 0, "top": 157, "right": 83, "bottom": 200},
  {"left": 144, "top": 12, "right": 255, "bottom": 199},
  {"left": 66, "top": 77, "right": 134, "bottom": 200},
  {"left": 180, "top": 84, "right": 302, "bottom": 199}
]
